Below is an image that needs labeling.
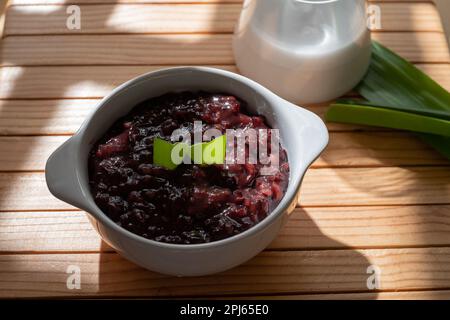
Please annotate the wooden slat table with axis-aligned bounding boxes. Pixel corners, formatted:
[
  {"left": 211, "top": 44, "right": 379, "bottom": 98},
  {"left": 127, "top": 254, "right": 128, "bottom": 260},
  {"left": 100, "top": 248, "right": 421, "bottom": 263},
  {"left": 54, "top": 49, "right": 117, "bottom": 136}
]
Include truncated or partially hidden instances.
[{"left": 0, "top": 0, "right": 449, "bottom": 299}]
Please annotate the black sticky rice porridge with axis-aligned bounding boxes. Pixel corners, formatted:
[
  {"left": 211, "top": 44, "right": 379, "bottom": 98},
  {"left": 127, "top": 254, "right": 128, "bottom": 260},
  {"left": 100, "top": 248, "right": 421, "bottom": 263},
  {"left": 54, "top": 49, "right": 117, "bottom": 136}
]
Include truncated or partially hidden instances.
[{"left": 89, "top": 92, "right": 289, "bottom": 244}]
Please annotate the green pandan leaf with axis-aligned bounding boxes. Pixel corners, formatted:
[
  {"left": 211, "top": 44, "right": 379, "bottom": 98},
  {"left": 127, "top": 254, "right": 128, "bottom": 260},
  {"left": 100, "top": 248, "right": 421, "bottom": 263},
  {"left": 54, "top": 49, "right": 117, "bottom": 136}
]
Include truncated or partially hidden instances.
[
  {"left": 153, "top": 137, "right": 183, "bottom": 170},
  {"left": 153, "top": 135, "right": 227, "bottom": 170},
  {"left": 336, "top": 98, "right": 450, "bottom": 121},
  {"left": 202, "top": 135, "right": 227, "bottom": 165},
  {"left": 357, "top": 41, "right": 450, "bottom": 114},
  {"left": 190, "top": 135, "right": 227, "bottom": 165},
  {"left": 326, "top": 41, "right": 450, "bottom": 160},
  {"left": 326, "top": 104, "right": 450, "bottom": 137},
  {"left": 419, "top": 134, "right": 450, "bottom": 160}
]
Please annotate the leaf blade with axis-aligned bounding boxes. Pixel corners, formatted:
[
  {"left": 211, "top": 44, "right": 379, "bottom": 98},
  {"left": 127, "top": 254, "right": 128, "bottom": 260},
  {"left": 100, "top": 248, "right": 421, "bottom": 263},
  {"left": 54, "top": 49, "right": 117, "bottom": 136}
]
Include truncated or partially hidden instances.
[{"left": 326, "top": 103, "right": 450, "bottom": 137}]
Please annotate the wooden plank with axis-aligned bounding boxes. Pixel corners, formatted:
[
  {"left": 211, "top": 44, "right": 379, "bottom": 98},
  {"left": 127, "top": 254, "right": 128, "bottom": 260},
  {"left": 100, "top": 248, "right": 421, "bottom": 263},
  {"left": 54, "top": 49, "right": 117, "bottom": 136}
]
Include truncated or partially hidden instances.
[
  {"left": 233, "top": 290, "right": 450, "bottom": 300},
  {"left": 0, "top": 65, "right": 238, "bottom": 99},
  {"left": 274, "top": 205, "right": 450, "bottom": 250},
  {"left": 8, "top": 0, "right": 244, "bottom": 4},
  {"left": 0, "top": 99, "right": 94, "bottom": 135},
  {"left": 373, "top": 2, "right": 443, "bottom": 32},
  {"left": 1, "top": 63, "right": 449, "bottom": 100},
  {"left": 2, "top": 205, "right": 450, "bottom": 253},
  {"left": 0, "top": 0, "right": 8, "bottom": 38},
  {"left": 4, "top": 4, "right": 240, "bottom": 35},
  {"left": 0, "top": 132, "right": 446, "bottom": 172},
  {"left": 3, "top": 2, "right": 442, "bottom": 36},
  {"left": 0, "top": 136, "right": 69, "bottom": 171},
  {"left": 0, "top": 172, "right": 73, "bottom": 210},
  {"left": 0, "top": 167, "right": 449, "bottom": 211},
  {"left": 1, "top": 32, "right": 448, "bottom": 66},
  {"left": 301, "top": 167, "right": 450, "bottom": 207},
  {"left": 0, "top": 211, "right": 104, "bottom": 252},
  {"left": 2, "top": 247, "right": 450, "bottom": 297},
  {"left": 373, "top": 32, "right": 450, "bottom": 63},
  {"left": 435, "top": 0, "right": 450, "bottom": 45},
  {"left": 315, "top": 132, "right": 448, "bottom": 167},
  {"left": 0, "top": 34, "right": 235, "bottom": 66},
  {"left": 6, "top": 0, "right": 432, "bottom": 5}
]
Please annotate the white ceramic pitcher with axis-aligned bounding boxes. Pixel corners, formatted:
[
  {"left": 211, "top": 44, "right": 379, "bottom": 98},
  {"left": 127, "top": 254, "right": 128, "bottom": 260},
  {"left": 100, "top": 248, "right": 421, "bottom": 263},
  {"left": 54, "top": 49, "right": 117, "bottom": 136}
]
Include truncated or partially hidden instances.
[{"left": 233, "top": 0, "right": 371, "bottom": 104}]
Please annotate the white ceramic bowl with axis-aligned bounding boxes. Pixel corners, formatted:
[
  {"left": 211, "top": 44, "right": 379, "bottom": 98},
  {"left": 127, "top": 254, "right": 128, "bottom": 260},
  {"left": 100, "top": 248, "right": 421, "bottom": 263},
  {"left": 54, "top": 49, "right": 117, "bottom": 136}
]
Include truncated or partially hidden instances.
[{"left": 45, "top": 67, "right": 328, "bottom": 276}]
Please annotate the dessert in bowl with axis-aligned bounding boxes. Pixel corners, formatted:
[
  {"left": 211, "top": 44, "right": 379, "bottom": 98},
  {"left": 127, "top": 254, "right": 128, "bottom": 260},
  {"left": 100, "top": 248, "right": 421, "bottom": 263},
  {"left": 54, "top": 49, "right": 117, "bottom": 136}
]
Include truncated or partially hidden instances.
[
  {"left": 89, "top": 92, "right": 290, "bottom": 245},
  {"left": 46, "top": 67, "right": 328, "bottom": 276}
]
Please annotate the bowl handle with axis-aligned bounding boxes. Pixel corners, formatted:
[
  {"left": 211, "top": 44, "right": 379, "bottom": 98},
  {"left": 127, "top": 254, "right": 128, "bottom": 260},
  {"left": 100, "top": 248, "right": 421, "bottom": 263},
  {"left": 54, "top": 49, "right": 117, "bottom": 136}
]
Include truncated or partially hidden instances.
[
  {"left": 45, "top": 137, "right": 92, "bottom": 212},
  {"left": 282, "top": 99, "right": 329, "bottom": 166}
]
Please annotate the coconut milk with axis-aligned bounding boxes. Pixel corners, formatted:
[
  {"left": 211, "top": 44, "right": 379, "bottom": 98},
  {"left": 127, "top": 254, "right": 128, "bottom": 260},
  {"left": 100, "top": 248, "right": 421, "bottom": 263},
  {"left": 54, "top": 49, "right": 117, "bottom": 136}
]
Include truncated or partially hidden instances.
[{"left": 233, "top": 0, "right": 371, "bottom": 104}]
